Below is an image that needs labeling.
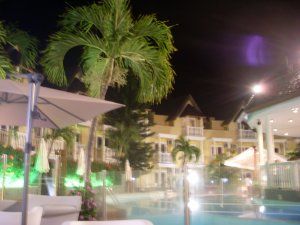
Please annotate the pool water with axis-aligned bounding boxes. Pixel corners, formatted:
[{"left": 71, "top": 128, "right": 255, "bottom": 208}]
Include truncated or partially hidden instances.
[{"left": 124, "top": 195, "right": 300, "bottom": 225}]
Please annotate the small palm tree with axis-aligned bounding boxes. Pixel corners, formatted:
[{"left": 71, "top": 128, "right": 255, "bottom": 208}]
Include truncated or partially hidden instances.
[
  {"left": 44, "top": 127, "right": 76, "bottom": 157},
  {"left": 287, "top": 143, "right": 300, "bottom": 160},
  {"left": 172, "top": 136, "right": 200, "bottom": 168},
  {"left": 171, "top": 136, "right": 200, "bottom": 225}
]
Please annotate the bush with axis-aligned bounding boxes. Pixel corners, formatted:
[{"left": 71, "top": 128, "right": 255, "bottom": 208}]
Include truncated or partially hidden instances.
[{"left": 70, "top": 183, "right": 97, "bottom": 220}]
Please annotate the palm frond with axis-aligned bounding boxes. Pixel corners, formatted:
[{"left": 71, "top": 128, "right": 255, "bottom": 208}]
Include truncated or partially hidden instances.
[
  {"left": 0, "top": 48, "right": 13, "bottom": 78},
  {"left": 42, "top": 30, "right": 107, "bottom": 86},
  {"left": 133, "top": 15, "right": 176, "bottom": 57},
  {"left": 0, "top": 21, "right": 6, "bottom": 44},
  {"left": 81, "top": 47, "right": 110, "bottom": 97},
  {"left": 6, "top": 26, "right": 38, "bottom": 69},
  {"left": 59, "top": 4, "right": 104, "bottom": 33}
]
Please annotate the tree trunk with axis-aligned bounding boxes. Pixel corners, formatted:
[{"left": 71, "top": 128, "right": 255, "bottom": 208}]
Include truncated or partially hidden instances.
[{"left": 84, "top": 59, "right": 115, "bottom": 183}]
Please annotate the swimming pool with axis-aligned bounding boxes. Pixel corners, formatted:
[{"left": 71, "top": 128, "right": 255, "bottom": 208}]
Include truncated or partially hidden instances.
[{"left": 124, "top": 195, "right": 300, "bottom": 225}]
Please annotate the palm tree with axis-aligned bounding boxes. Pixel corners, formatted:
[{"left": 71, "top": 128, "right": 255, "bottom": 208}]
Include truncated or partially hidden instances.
[
  {"left": 43, "top": 127, "right": 76, "bottom": 194},
  {"left": 0, "top": 21, "right": 38, "bottom": 76},
  {"left": 171, "top": 136, "right": 200, "bottom": 225},
  {"left": 44, "top": 127, "right": 76, "bottom": 157},
  {"left": 106, "top": 122, "right": 139, "bottom": 162},
  {"left": 172, "top": 136, "right": 200, "bottom": 168},
  {"left": 41, "top": 0, "right": 175, "bottom": 181},
  {"left": 287, "top": 143, "right": 300, "bottom": 160}
]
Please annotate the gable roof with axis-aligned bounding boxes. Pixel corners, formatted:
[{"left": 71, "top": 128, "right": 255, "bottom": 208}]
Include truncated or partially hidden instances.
[{"left": 153, "top": 94, "right": 204, "bottom": 121}]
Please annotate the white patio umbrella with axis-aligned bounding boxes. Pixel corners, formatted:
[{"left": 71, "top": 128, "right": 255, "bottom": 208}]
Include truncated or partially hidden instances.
[
  {"left": 125, "top": 159, "right": 132, "bottom": 182},
  {"left": 0, "top": 74, "right": 123, "bottom": 225},
  {"left": 34, "top": 138, "right": 50, "bottom": 173},
  {"left": 76, "top": 147, "right": 86, "bottom": 176},
  {"left": 224, "top": 147, "right": 287, "bottom": 170}
]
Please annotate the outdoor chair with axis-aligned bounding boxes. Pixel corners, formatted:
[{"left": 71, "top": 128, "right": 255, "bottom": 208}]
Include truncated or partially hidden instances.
[
  {"left": 0, "top": 200, "right": 18, "bottom": 211},
  {"left": 0, "top": 206, "right": 43, "bottom": 225},
  {"left": 28, "top": 194, "right": 82, "bottom": 225},
  {"left": 62, "top": 220, "right": 154, "bottom": 225}
]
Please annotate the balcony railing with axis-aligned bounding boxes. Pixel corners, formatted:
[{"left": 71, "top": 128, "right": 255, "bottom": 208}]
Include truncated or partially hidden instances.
[
  {"left": 103, "top": 147, "right": 118, "bottom": 164},
  {"left": 238, "top": 129, "right": 256, "bottom": 139},
  {"left": 0, "top": 129, "right": 64, "bottom": 152},
  {"left": 183, "top": 126, "right": 204, "bottom": 137},
  {"left": 157, "top": 152, "right": 173, "bottom": 164}
]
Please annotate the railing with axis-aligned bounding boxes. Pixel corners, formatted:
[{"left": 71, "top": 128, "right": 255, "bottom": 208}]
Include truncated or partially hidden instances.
[
  {"left": 262, "top": 161, "right": 300, "bottom": 191},
  {"left": 0, "top": 129, "right": 64, "bottom": 152},
  {"left": 238, "top": 129, "right": 256, "bottom": 139},
  {"left": 183, "top": 126, "right": 204, "bottom": 137},
  {"left": 157, "top": 152, "right": 173, "bottom": 164},
  {"left": 103, "top": 147, "right": 118, "bottom": 164}
]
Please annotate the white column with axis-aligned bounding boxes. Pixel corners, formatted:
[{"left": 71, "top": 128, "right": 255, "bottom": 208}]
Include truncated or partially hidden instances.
[
  {"left": 256, "top": 120, "right": 265, "bottom": 165},
  {"left": 102, "top": 136, "right": 106, "bottom": 162},
  {"left": 201, "top": 140, "right": 205, "bottom": 164},
  {"left": 265, "top": 117, "right": 275, "bottom": 163}
]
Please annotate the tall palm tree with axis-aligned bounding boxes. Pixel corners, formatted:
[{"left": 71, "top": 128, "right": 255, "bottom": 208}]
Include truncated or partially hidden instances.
[
  {"left": 0, "top": 21, "right": 38, "bottom": 77},
  {"left": 41, "top": 0, "right": 175, "bottom": 181},
  {"left": 171, "top": 136, "right": 200, "bottom": 225}
]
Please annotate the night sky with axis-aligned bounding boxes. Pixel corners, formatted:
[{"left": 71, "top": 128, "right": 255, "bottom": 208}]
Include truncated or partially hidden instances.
[{"left": 1, "top": 0, "right": 300, "bottom": 119}]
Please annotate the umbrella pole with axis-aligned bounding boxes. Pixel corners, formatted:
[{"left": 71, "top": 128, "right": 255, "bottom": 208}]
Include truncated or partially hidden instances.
[{"left": 21, "top": 78, "right": 39, "bottom": 225}]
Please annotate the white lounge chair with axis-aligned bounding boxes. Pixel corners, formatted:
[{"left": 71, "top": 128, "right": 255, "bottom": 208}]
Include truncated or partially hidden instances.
[
  {"left": 28, "top": 194, "right": 82, "bottom": 225},
  {"left": 0, "top": 200, "right": 18, "bottom": 211},
  {"left": 0, "top": 206, "right": 43, "bottom": 225},
  {"left": 62, "top": 220, "right": 154, "bottom": 225}
]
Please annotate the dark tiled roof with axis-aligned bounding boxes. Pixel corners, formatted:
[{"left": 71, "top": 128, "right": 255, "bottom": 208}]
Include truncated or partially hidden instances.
[{"left": 153, "top": 94, "right": 204, "bottom": 121}]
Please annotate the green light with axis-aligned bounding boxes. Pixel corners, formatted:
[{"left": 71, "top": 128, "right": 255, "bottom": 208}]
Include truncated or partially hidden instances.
[
  {"left": 0, "top": 169, "right": 39, "bottom": 188},
  {"left": 64, "top": 173, "right": 113, "bottom": 188}
]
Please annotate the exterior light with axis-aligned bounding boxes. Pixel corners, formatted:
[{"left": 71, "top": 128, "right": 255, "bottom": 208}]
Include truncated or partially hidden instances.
[
  {"left": 187, "top": 170, "right": 199, "bottom": 185},
  {"left": 291, "top": 107, "right": 298, "bottom": 113},
  {"left": 269, "top": 119, "right": 274, "bottom": 123},
  {"left": 284, "top": 132, "right": 289, "bottom": 136},
  {"left": 252, "top": 84, "right": 263, "bottom": 94},
  {"left": 188, "top": 199, "right": 199, "bottom": 211},
  {"left": 259, "top": 205, "right": 266, "bottom": 213},
  {"left": 273, "top": 128, "right": 278, "bottom": 132},
  {"left": 288, "top": 119, "right": 293, "bottom": 123}
]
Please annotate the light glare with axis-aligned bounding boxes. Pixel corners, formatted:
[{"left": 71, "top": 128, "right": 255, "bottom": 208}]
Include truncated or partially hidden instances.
[{"left": 252, "top": 84, "right": 263, "bottom": 94}]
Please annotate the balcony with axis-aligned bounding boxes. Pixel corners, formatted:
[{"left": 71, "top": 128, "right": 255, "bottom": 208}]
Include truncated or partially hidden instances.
[
  {"left": 183, "top": 126, "right": 204, "bottom": 137},
  {"left": 157, "top": 152, "right": 173, "bottom": 164},
  {"left": 0, "top": 129, "right": 64, "bottom": 153},
  {"left": 103, "top": 147, "right": 118, "bottom": 164},
  {"left": 238, "top": 129, "right": 256, "bottom": 140}
]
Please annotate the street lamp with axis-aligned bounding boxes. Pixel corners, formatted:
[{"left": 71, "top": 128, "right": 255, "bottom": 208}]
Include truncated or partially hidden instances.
[
  {"left": 244, "top": 84, "right": 264, "bottom": 109},
  {"left": 252, "top": 84, "right": 263, "bottom": 94}
]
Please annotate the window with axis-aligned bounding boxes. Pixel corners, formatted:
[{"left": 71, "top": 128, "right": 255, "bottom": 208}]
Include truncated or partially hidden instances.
[
  {"left": 167, "top": 139, "right": 173, "bottom": 145},
  {"left": 275, "top": 148, "right": 279, "bottom": 153},
  {"left": 75, "top": 134, "right": 80, "bottom": 142},
  {"left": 96, "top": 137, "right": 102, "bottom": 149},
  {"left": 211, "top": 147, "right": 215, "bottom": 156},
  {"left": 161, "top": 144, "right": 166, "bottom": 153},
  {"left": 211, "top": 146, "right": 223, "bottom": 155},
  {"left": 217, "top": 147, "right": 223, "bottom": 155},
  {"left": 105, "top": 138, "right": 110, "bottom": 147},
  {"left": 1, "top": 125, "right": 7, "bottom": 131},
  {"left": 155, "top": 143, "right": 159, "bottom": 151}
]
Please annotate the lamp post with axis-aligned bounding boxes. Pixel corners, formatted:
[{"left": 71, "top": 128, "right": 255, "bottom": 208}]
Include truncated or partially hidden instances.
[{"left": 244, "top": 84, "right": 263, "bottom": 109}]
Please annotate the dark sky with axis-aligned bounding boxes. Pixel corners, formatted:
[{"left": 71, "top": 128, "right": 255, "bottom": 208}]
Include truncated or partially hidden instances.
[{"left": 1, "top": 0, "right": 300, "bottom": 119}]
